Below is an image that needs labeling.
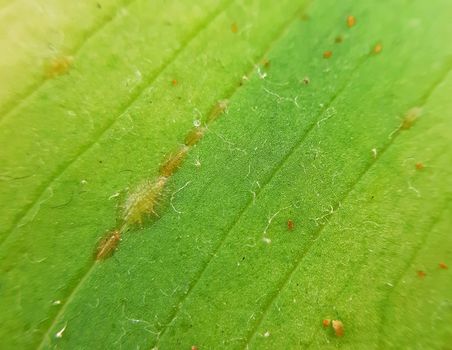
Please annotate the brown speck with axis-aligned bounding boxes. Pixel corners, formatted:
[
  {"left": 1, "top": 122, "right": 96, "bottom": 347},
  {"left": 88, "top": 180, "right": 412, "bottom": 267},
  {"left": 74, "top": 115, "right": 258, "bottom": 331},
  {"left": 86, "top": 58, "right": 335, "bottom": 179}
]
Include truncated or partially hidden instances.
[
  {"left": 332, "top": 320, "right": 344, "bottom": 337},
  {"left": 231, "top": 22, "right": 238, "bottom": 33},
  {"left": 302, "top": 77, "right": 310, "bottom": 85},
  {"left": 45, "top": 55, "right": 73, "bottom": 78},
  {"left": 322, "top": 319, "right": 331, "bottom": 328},
  {"left": 439, "top": 262, "right": 448, "bottom": 269},
  {"left": 415, "top": 162, "right": 424, "bottom": 170},
  {"left": 191, "top": 346, "right": 198, "bottom": 350},
  {"left": 172, "top": 79, "right": 178, "bottom": 86},
  {"left": 300, "top": 13, "right": 310, "bottom": 21},
  {"left": 323, "top": 50, "right": 333, "bottom": 59},
  {"left": 417, "top": 270, "right": 426, "bottom": 279},
  {"left": 287, "top": 219, "right": 294, "bottom": 231},
  {"left": 401, "top": 107, "right": 422, "bottom": 130},
  {"left": 335, "top": 35, "right": 343, "bottom": 43},
  {"left": 373, "top": 43, "right": 383, "bottom": 54},
  {"left": 262, "top": 58, "right": 271, "bottom": 68},
  {"left": 347, "top": 15, "right": 356, "bottom": 28}
]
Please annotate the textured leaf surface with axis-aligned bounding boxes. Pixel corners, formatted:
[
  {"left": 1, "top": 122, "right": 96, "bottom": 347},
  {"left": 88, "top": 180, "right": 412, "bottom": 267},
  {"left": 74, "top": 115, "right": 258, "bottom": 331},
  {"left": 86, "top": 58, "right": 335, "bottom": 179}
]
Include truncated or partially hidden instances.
[{"left": 0, "top": 0, "right": 451, "bottom": 349}]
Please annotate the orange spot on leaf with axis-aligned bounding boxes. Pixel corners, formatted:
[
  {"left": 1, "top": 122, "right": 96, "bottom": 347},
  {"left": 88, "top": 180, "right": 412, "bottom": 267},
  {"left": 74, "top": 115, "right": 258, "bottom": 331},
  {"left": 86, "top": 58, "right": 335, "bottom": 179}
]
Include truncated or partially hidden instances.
[
  {"left": 287, "top": 219, "right": 294, "bottom": 231},
  {"left": 231, "top": 22, "right": 238, "bottom": 33},
  {"left": 323, "top": 50, "right": 333, "bottom": 59},
  {"left": 332, "top": 320, "right": 344, "bottom": 337},
  {"left": 417, "top": 270, "right": 426, "bottom": 279},
  {"left": 347, "top": 15, "right": 356, "bottom": 28},
  {"left": 322, "top": 319, "right": 331, "bottom": 328},
  {"left": 439, "top": 262, "right": 448, "bottom": 269},
  {"left": 415, "top": 162, "right": 424, "bottom": 170},
  {"left": 373, "top": 43, "right": 383, "bottom": 54}
]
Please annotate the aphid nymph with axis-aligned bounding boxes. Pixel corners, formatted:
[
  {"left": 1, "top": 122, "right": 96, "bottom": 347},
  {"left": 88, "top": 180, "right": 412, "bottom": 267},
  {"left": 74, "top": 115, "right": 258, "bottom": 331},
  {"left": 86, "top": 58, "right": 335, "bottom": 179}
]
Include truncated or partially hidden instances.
[
  {"left": 159, "top": 145, "right": 189, "bottom": 177},
  {"left": 122, "top": 176, "right": 168, "bottom": 225},
  {"left": 95, "top": 230, "right": 121, "bottom": 260}
]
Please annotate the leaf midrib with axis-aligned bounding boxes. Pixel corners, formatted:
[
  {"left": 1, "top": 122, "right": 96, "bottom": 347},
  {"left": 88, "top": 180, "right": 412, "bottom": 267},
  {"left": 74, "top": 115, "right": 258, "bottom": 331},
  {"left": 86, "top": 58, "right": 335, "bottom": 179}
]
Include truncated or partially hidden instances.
[{"left": 0, "top": 0, "right": 233, "bottom": 249}]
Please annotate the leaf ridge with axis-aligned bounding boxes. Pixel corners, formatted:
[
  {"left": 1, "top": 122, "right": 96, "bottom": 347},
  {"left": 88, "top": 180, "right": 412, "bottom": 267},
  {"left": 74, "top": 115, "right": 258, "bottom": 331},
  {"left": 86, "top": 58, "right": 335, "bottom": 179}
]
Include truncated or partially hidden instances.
[{"left": 0, "top": 0, "right": 233, "bottom": 248}]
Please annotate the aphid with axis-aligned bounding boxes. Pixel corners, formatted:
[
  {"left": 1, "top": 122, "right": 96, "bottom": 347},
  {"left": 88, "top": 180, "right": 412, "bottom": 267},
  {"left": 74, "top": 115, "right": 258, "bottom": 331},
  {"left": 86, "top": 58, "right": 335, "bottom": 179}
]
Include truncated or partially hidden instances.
[
  {"left": 346, "top": 15, "right": 356, "bottom": 28},
  {"left": 122, "top": 176, "right": 168, "bottom": 225},
  {"left": 439, "top": 262, "right": 448, "bottom": 269},
  {"left": 401, "top": 107, "right": 422, "bottom": 130},
  {"left": 323, "top": 50, "right": 333, "bottom": 59},
  {"left": 45, "top": 55, "right": 73, "bottom": 78},
  {"left": 332, "top": 320, "right": 344, "bottom": 337},
  {"left": 302, "top": 76, "right": 310, "bottom": 85},
  {"left": 159, "top": 145, "right": 189, "bottom": 177},
  {"left": 95, "top": 230, "right": 121, "bottom": 260},
  {"left": 206, "top": 99, "right": 229, "bottom": 123},
  {"left": 185, "top": 127, "right": 206, "bottom": 146},
  {"left": 415, "top": 162, "right": 424, "bottom": 170},
  {"left": 287, "top": 219, "right": 294, "bottom": 231},
  {"left": 322, "top": 319, "right": 331, "bottom": 328},
  {"left": 231, "top": 22, "right": 238, "bottom": 33},
  {"left": 373, "top": 43, "right": 383, "bottom": 54},
  {"left": 171, "top": 79, "right": 178, "bottom": 86},
  {"left": 417, "top": 270, "right": 426, "bottom": 279}
]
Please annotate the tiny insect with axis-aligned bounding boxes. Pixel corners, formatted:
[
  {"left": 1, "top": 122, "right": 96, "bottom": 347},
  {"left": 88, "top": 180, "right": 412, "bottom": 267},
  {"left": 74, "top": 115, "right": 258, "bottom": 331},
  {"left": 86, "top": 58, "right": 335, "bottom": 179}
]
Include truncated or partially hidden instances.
[
  {"left": 415, "top": 162, "right": 424, "bottom": 170},
  {"left": 335, "top": 35, "right": 343, "bottom": 44},
  {"left": 45, "top": 55, "right": 73, "bottom": 78},
  {"left": 206, "top": 100, "right": 229, "bottom": 124},
  {"left": 185, "top": 127, "right": 206, "bottom": 146},
  {"left": 346, "top": 15, "right": 356, "bottom": 28},
  {"left": 439, "top": 262, "right": 448, "bottom": 269},
  {"left": 373, "top": 43, "right": 383, "bottom": 54},
  {"left": 332, "top": 320, "right": 344, "bottom": 337},
  {"left": 95, "top": 230, "right": 121, "bottom": 260},
  {"left": 122, "top": 176, "right": 168, "bottom": 225},
  {"left": 401, "top": 107, "right": 422, "bottom": 130},
  {"left": 302, "top": 77, "right": 310, "bottom": 85},
  {"left": 323, "top": 50, "right": 333, "bottom": 59},
  {"left": 159, "top": 145, "right": 189, "bottom": 177},
  {"left": 287, "top": 219, "right": 294, "bottom": 231},
  {"left": 417, "top": 270, "right": 426, "bottom": 279}
]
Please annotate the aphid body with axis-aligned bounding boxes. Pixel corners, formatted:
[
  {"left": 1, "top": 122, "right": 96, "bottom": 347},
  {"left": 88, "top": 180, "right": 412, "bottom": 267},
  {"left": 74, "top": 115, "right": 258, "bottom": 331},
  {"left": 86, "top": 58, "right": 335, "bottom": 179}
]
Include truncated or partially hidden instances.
[
  {"left": 332, "top": 320, "right": 344, "bottom": 337},
  {"left": 159, "top": 145, "right": 189, "bottom": 177},
  {"left": 122, "top": 176, "right": 167, "bottom": 225},
  {"left": 45, "top": 55, "right": 73, "bottom": 78},
  {"left": 185, "top": 127, "right": 206, "bottom": 146},
  {"left": 96, "top": 230, "right": 121, "bottom": 260},
  {"left": 346, "top": 15, "right": 356, "bottom": 28},
  {"left": 206, "top": 99, "right": 229, "bottom": 123},
  {"left": 401, "top": 107, "right": 422, "bottom": 130}
]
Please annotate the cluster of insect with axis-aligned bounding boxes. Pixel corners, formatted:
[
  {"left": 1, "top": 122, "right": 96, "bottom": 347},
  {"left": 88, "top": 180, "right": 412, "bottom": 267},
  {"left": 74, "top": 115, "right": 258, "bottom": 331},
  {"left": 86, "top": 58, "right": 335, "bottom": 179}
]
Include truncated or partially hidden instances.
[
  {"left": 322, "top": 15, "right": 382, "bottom": 60},
  {"left": 94, "top": 100, "right": 229, "bottom": 260}
]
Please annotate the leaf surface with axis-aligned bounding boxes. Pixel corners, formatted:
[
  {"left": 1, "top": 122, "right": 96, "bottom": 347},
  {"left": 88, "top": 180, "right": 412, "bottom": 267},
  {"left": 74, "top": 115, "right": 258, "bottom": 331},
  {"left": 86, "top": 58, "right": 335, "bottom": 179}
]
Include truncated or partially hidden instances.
[{"left": 0, "top": 0, "right": 451, "bottom": 349}]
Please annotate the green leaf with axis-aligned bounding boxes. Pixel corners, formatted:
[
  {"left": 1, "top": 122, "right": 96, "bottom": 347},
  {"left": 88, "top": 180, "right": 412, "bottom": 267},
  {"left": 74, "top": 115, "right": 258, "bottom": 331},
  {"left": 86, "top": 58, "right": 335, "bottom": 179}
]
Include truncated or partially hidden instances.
[{"left": 1, "top": 0, "right": 451, "bottom": 349}]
